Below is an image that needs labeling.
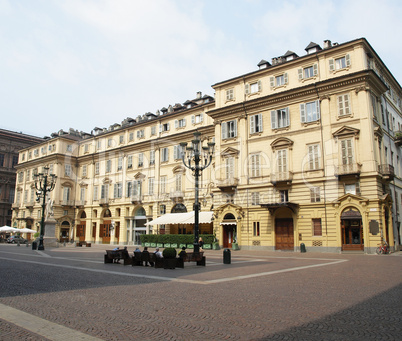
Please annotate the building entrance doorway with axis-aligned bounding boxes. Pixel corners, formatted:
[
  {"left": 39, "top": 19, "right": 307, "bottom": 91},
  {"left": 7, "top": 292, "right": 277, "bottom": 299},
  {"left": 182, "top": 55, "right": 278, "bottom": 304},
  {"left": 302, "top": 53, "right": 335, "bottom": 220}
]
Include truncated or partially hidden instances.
[
  {"left": 275, "top": 218, "right": 294, "bottom": 250},
  {"left": 341, "top": 208, "right": 363, "bottom": 251}
]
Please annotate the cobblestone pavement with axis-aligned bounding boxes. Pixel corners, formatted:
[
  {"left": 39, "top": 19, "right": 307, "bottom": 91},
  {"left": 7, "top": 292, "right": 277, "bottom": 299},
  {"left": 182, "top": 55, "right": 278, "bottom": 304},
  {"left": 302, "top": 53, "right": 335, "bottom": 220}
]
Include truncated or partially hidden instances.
[{"left": 0, "top": 243, "right": 401, "bottom": 340}]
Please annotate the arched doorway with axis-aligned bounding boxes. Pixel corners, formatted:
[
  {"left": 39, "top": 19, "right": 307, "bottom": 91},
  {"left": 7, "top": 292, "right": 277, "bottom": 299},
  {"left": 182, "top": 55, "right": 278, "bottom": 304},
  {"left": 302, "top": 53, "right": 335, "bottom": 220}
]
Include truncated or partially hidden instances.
[
  {"left": 222, "top": 213, "right": 236, "bottom": 248},
  {"left": 133, "top": 207, "right": 147, "bottom": 245},
  {"left": 171, "top": 203, "right": 187, "bottom": 213},
  {"left": 100, "top": 209, "right": 113, "bottom": 244},
  {"left": 60, "top": 221, "right": 70, "bottom": 243},
  {"left": 76, "top": 211, "right": 87, "bottom": 242},
  {"left": 341, "top": 208, "right": 363, "bottom": 251}
]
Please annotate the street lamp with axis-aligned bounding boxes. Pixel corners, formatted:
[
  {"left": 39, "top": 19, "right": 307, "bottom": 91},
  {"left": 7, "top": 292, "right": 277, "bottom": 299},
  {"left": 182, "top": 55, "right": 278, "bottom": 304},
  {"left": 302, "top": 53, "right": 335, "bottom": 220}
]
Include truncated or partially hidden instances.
[
  {"left": 180, "top": 132, "right": 215, "bottom": 253},
  {"left": 34, "top": 167, "right": 57, "bottom": 250}
]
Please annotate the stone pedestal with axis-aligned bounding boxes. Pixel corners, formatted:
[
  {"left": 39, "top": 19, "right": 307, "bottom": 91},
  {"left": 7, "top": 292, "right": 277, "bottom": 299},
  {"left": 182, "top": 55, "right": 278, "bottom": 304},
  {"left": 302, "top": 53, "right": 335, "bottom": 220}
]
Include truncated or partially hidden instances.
[{"left": 44, "top": 218, "right": 58, "bottom": 248}]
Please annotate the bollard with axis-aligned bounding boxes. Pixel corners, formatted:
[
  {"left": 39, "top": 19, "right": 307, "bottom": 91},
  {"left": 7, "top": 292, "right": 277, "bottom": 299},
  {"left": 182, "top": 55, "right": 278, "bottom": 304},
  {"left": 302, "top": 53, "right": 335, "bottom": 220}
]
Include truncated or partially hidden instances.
[
  {"left": 32, "top": 241, "right": 37, "bottom": 250},
  {"left": 26, "top": 242, "right": 29, "bottom": 247},
  {"left": 17, "top": 241, "right": 20, "bottom": 247},
  {"left": 223, "top": 248, "right": 231, "bottom": 264},
  {"left": 300, "top": 243, "right": 306, "bottom": 253}
]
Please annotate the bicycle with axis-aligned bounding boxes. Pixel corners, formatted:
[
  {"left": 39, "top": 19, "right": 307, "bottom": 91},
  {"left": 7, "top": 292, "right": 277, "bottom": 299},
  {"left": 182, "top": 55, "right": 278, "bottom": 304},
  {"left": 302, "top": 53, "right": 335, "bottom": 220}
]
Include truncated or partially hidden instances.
[{"left": 376, "top": 241, "right": 389, "bottom": 255}]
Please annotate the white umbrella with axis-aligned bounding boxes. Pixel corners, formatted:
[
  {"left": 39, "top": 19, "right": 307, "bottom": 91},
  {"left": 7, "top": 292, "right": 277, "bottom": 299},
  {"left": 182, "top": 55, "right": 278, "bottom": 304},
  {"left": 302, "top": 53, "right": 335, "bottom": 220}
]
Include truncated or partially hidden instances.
[
  {"left": 0, "top": 226, "right": 19, "bottom": 233},
  {"left": 18, "top": 228, "right": 37, "bottom": 233}
]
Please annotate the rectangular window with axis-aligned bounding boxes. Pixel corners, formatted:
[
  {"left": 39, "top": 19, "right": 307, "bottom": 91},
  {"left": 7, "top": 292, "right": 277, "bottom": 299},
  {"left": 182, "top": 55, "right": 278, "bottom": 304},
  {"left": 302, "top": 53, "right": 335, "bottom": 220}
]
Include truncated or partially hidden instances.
[
  {"left": 250, "top": 154, "right": 261, "bottom": 177},
  {"left": 65, "top": 164, "right": 71, "bottom": 177},
  {"left": 174, "top": 145, "right": 184, "bottom": 160},
  {"left": 80, "top": 187, "right": 86, "bottom": 201},
  {"left": 371, "top": 94, "right": 378, "bottom": 120},
  {"left": 118, "top": 157, "right": 123, "bottom": 171},
  {"left": 63, "top": 187, "right": 71, "bottom": 202},
  {"left": 175, "top": 174, "right": 182, "bottom": 191},
  {"left": 344, "top": 183, "right": 360, "bottom": 196},
  {"left": 250, "top": 81, "right": 260, "bottom": 93},
  {"left": 150, "top": 150, "right": 155, "bottom": 165},
  {"left": 127, "top": 155, "right": 133, "bottom": 169},
  {"left": 151, "top": 126, "right": 157, "bottom": 136},
  {"left": 338, "top": 94, "right": 351, "bottom": 116},
  {"left": 329, "top": 54, "right": 351, "bottom": 72},
  {"left": 225, "top": 157, "right": 235, "bottom": 179},
  {"left": 253, "top": 222, "right": 260, "bottom": 237},
  {"left": 137, "top": 130, "right": 145, "bottom": 138},
  {"left": 106, "top": 160, "right": 112, "bottom": 173},
  {"left": 251, "top": 192, "right": 260, "bottom": 205},
  {"left": 119, "top": 135, "right": 124, "bottom": 144},
  {"left": 160, "top": 123, "right": 170, "bottom": 132},
  {"left": 160, "top": 176, "right": 167, "bottom": 194},
  {"left": 95, "top": 162, "right": 100, "bottom": 175},
  {"left": 300, "top": 100, "right": 320, "bottom": 123},
  {"left": 107, "top": 138, "right": 113, "bottom": 147},
  {"left": 312, "top": 218, "right": 322, "bottom": 236},
  {"left": 279, "top": 190, "right": 288, "bottom": 203},
  {"left": 161, "top": 148, "right": 169, "bottom": 162},
  {"left": 250, "top": 114, "right": 263, "bottom": 134},
  {"left": 126, "top": 181, "right": 133, "bottom": 197},
  {"left": 335, "top": 56, "right": 347, "bottom": 69},
  {"left": 148, "top": 178, "right": 154, "bottom": 195},
  {"left": 175, "top": 119, "right": 186, "bottom": 128},
  {"left": 271, "top": 108, "right": 290, "bottom": 129},
  {"left": 97, "top": 140, "right": 102, "bottom": 150},
  {"left": 84, "top": 144, "right": 89, "bottom": 153},
  {"left": 160, "top": 204, "right": 166, "bottom": 215},
  {"left": 308, "top": 144, "right": 320, "bottom": 170},
  {"left": 222, "top": 120, "right": 237, "bottom": 139},
  {"left": 226, "top": 88, "right": 234, "bottom": 101},
  {"left": 82, "top": 165, "right": 87, "bottom": 177},
  {"left": 138, "top": 153, "right": 144, "bottom": 167},
  {"left": 114, "top": 182, "right": 122, "bottom": 198},
  {"left": 310, "top": 187, "right": 321, "bottom": 203},
  {"left": 277, "top": 149, "right": 288, "bottom": 173},
  {"left": 129, "top": 132, "right": 134, "bottom": 141},
  {"left": 275, "top": 75, "right": 285, "bottom": 86},
  {"left": 18, "top": 172, "right": 23, "bottom": 182},
  {"left": 192, "top": 114, "right": 204, "bottom": 124},
  {"left": 101, "top": 184, "right": 109, "bottom": 199},
  {"left": 341, "top": 139, "right": 353, "bottom": 165},
  {"left": 66, "top": 145, "right": 72, "bottom": 152}
]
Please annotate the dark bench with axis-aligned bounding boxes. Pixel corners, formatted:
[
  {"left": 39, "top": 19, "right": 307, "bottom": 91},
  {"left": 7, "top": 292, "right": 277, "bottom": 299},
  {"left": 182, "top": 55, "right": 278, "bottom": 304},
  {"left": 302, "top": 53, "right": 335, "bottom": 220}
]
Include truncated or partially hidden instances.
[
  {"left": 176, "top": 252, "right": 205, "bottom": 268},
  {"left": 76, "top": 241, "right": 91, "bottom": 247},
  {"left": 132, "top": 252, "right": 163, "bottom": 268},
  {"left": 104, "top": 249, "right": 132, "bottom": 265}
]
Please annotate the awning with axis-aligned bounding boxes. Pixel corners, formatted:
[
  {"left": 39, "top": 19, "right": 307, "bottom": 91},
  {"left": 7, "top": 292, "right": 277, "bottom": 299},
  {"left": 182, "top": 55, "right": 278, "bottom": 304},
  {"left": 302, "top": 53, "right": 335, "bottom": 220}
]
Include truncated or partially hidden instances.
[{"left": 145, "top": 211, "right": 213, "bottom": 226}]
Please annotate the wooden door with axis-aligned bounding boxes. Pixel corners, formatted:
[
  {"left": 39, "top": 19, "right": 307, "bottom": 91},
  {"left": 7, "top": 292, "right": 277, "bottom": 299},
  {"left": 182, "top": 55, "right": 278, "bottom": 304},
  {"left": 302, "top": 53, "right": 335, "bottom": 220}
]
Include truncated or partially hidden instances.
[
  {"left": 100, "top": 220, "right": 111, "bottom": 244},
  {"left": 341, "top": 220, "right": 363, "bottom": 251},
  {"left": 275, "top": 219, "right": 294, "bottom": 250},
  {"left": 76, "top": 223, "right": 86, "bottom": 242},
  {"left": 223, "top": 225, "right": 235, "bottom": 248}
]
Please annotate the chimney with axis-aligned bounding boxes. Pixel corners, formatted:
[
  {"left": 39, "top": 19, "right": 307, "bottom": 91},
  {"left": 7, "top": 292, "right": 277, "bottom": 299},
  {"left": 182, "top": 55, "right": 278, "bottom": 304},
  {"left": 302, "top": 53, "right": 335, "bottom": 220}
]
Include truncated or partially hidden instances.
[
  {"left": 323, "top": 40, "right": 332, "bottom": 49},
  {"left": 196, "top": 91, "right": 202, "bottom": 99}
]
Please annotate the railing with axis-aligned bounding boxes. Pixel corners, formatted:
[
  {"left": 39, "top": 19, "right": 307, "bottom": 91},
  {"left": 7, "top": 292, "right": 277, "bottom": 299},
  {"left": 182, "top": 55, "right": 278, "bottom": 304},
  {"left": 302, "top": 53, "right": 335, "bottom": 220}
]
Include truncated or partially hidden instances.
[
  {"left": 394, "top": 131, "right": 402, "bottom": 146},
  {"left": 217, "top": 178, "right": 239, "bottom": 187},
  {"left": 25, "top": 201, "right": 35, "bottom": 208},
  {"left": 61, "top": 200, "right": 75, "bottom": 207},
  {"left": 75, "top": 200, "right": 87, "bottom": 207},
  {"left": 99, "top": 198, "right": 109, "bottom": 205},
  {"left": 130, "top": 194, "right": 143, "bottom": 204},
  {"left": 169, "top": 191, "right": 184, "bottom": 200},
  {"left": 378, "top": 164, "right": 395, "bottom": 180},
  {"left": 270, "top": 171, "right": 293, "bottom": 184},
  {"left": 334, "top": 163, "right": 361, "bottom": 177}
]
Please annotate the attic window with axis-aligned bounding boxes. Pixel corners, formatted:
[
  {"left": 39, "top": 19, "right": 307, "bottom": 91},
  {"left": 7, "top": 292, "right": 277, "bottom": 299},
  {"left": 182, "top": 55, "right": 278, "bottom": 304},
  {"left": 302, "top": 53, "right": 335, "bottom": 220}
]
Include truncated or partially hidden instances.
[{"left": 307, "top": 47, "right": 317, "bottom": 54}]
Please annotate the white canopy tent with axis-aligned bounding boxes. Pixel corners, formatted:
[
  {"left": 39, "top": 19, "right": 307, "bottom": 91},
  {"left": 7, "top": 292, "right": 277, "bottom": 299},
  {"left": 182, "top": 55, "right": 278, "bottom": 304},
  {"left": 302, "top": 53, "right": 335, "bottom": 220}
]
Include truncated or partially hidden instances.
[
  {"left": 145, "top": 211, "right": 213, "bottom": 226},
  {"left": 0, "top": 226, "right": 19, "bottom": 233}
]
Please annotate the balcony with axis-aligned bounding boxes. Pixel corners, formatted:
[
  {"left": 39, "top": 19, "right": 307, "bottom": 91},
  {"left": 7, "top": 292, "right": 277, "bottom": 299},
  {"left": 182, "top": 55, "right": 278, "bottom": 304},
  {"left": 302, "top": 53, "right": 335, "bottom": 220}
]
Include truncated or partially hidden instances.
[
  {"left": 169, "top": 191, "right": 184, "bottom": 201},
  {"left": 12, "top": 203, "right": 20, "bottom": 209},
  {"left": 130, "top": 194, "right": 143, "bottom": 204},
  {"left": 394, "top": 131, "right": 402, "bottom": 146},
  {"left": 99, "top": 198, "right": 109, "bottom": 206},
  {"left": 378, "top": 164, "right": 395, "bottom": 181},
  {"left": 334, "top": 163, "right": 361, "bottom": 178},
  {"left": 75, "top": 200, "right": 86, "bottom": 208},
  {"left": 270, "top": 172, "right": 293, "bottom": 186},
  {"left": 61, "top": 200, "right": 75, "bottom": 207},
  {"left": 25, "top": 202, "right": 35, "bottom": 209},
  {"left": 217, "top": 178, "right": 239, "bottom": 192}
]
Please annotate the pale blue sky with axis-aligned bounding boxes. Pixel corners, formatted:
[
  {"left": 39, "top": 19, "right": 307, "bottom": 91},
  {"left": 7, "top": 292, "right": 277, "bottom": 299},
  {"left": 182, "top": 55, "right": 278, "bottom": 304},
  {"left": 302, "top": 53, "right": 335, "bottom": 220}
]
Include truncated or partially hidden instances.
[{"left": 1, "top": 0, "right": 402, "bottom": 137}]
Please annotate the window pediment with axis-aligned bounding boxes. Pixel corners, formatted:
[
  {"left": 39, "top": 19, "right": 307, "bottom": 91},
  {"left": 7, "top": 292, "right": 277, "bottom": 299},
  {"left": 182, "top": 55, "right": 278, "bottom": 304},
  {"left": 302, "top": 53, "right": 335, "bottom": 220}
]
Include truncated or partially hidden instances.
[
  {"left": 172, "top": 165, "right": 186, "bottom": 174},
  {"left": 102, "top": 177, "right": 112, "bottom": 184},
  {"left": 134, "top": 172, "right": 146, "bottom": 180},
  {"left": 220, "top": 147, "right": 240, "bottom": 158},
  {"left": 332, "top": 126, "right": 360, "bottom": 139},
  {"left": 271, "top": 137, "right": 294, "bottom": 151},
  {"left": 61, "top": 181, "right": 74, "bottom": 188}
]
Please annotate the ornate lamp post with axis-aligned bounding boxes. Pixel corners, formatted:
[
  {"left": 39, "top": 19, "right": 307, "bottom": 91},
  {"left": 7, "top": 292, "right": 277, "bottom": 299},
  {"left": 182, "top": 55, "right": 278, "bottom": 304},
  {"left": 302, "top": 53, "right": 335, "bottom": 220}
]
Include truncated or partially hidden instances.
[
  {"left": 180, "top": 132, "right": 215, "bottom": 253},
  {"left": 34, "top": 167, "right": 57, "bottom": 250}
]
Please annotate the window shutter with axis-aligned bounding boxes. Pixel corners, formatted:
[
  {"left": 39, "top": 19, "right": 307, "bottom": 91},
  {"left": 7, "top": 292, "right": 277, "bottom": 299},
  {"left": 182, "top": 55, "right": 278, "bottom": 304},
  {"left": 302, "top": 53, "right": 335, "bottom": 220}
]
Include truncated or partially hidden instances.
[
  {"left": 270, "top": 77, "right": 275, "bottom": 88},
  {"left": 285, "top": 107, "right": 290, "bottom": 127},
  {"left": 329, "top": 59, "right": 334, "bottom": 72},
  {"left": 233, "top": 119, "right": 238, "bottom": 137},
  {"left": 222, "top": 122, "right": 228, "bottom": 139},
  {"left": 245, "top": 83, "right": 249, "bottom": 94},
  {"left": 345, "top": 54, "right": 351, "bottom": 67},
  {"left": 200, "top": 113, "right": 204, "bottom": 122},
  {"left": 159, "top": 124, "right": 162, "bottom": 133},
  {"left": 250, "top": 115, "right": 255, "bottom": 134},
  {"left": 316, "top": 100, "right": 321, "bottom": 120},
  {"left": 258, "top": 80, "right": 262, "bottom": 92},
  {"left": 298, "top": 68, "right": 303, "bottom": 80},
  {"left": 191, "top": 115, "right": 195, "bottom": 124},
  {"left": 344, "top": 94, "right": 350, "bottom": 115},
  {"left": 133, "top": 181, "right": 138, "bottom": 196},
  {"left": 114, "top": 184, "right": 118, "bottom": 198},
  {"left": 174, "top": 120, "right": 178, "bottom": 128},
  {"left": 174, "top": 145, "right": 178, "bottom": 159},
  {"left": 313, "top": 63, "right": 318, "bottom": 76},
  {"left": 300, "top": 103, "right": 306, "bottom": 123},
  {"left": 258, "top": 113, "right": 263, "bottom": 132},
  {"left": 183, "top": 118, "right": 186, "bottom": 127},
  {"left": 271, "top": 110, "right": 277, "bottom": 129},
  {"left": 284, "top": 73, "right": 288, "bottom": 84},
  {"left": 167, "top": 123, "right": 170, "bottom": 131}
]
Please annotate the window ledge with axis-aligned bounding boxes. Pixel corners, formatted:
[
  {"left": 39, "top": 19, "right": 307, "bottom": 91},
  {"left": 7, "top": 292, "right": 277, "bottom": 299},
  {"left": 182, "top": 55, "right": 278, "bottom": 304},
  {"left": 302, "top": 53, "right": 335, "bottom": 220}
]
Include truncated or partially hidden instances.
[
  {"left": 272, "top": 126, "right": 290, "bottom": 133},
  {"left": 299, "top": 76, "right": 318, "bottom": 83},
  {"left": 271, "top": 84, "right": 287, "bottom": 91},
  {"left": 337, "top": 113, "right": 354, "bottom": 120},
  {"left": 302, "top": 120, "right": 320, "bottom": 127}
]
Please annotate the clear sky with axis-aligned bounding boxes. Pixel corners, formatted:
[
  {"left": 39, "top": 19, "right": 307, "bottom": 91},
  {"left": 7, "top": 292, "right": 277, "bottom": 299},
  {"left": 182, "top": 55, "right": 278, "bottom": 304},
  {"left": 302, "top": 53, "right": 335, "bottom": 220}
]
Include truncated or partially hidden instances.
[{"left": 1, "top": 0, "right": 402, "bottom": 137}]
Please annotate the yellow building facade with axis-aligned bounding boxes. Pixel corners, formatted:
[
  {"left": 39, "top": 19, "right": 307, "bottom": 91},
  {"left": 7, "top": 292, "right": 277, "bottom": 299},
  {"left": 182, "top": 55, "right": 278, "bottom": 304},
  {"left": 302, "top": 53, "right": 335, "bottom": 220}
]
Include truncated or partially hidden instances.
[{"left": 12, "top": 38, "right": 402, "bottom": 253}]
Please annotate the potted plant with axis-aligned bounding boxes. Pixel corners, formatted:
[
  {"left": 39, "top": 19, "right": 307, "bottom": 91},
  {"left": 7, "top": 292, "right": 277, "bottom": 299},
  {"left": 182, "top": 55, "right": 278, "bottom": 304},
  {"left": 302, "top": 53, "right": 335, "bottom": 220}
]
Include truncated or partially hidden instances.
[{"left": 162, "top": 247, "right": 177, "bottom": 269}]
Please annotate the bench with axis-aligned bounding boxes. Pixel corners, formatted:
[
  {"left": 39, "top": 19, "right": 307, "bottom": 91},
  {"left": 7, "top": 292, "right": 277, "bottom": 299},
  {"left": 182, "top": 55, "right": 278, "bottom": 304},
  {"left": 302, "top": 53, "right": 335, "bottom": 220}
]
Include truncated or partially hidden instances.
[
  {"left": 104, "top": 249, "right": 132, "bottom": 265},
  {"left": 176, "top": 251, "right": 205, "bottom": 268},
  {"left": 76, "top": 241, "right": 91, "bottom": 247},
  {"left": 131, "top": 252, "right": 164, "bottom": 268}
]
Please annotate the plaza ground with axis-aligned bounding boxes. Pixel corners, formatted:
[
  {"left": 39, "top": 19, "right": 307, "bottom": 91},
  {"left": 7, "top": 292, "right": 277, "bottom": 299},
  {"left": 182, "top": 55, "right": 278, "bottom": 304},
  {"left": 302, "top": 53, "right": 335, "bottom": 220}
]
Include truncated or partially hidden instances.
[{"left": 0, "top": 243, "right": 401, "bottom": 340}]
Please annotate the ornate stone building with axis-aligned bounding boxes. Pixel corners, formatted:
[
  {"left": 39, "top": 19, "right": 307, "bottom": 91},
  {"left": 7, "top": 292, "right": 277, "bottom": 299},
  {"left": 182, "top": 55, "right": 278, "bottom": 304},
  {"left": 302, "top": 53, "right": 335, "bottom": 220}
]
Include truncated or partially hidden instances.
[
  {"left": 12, "top": 38, "right": 402, "bottom": 253},
  {"left": 0, "top": 129, "right": 43, "bottom": 226}
]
